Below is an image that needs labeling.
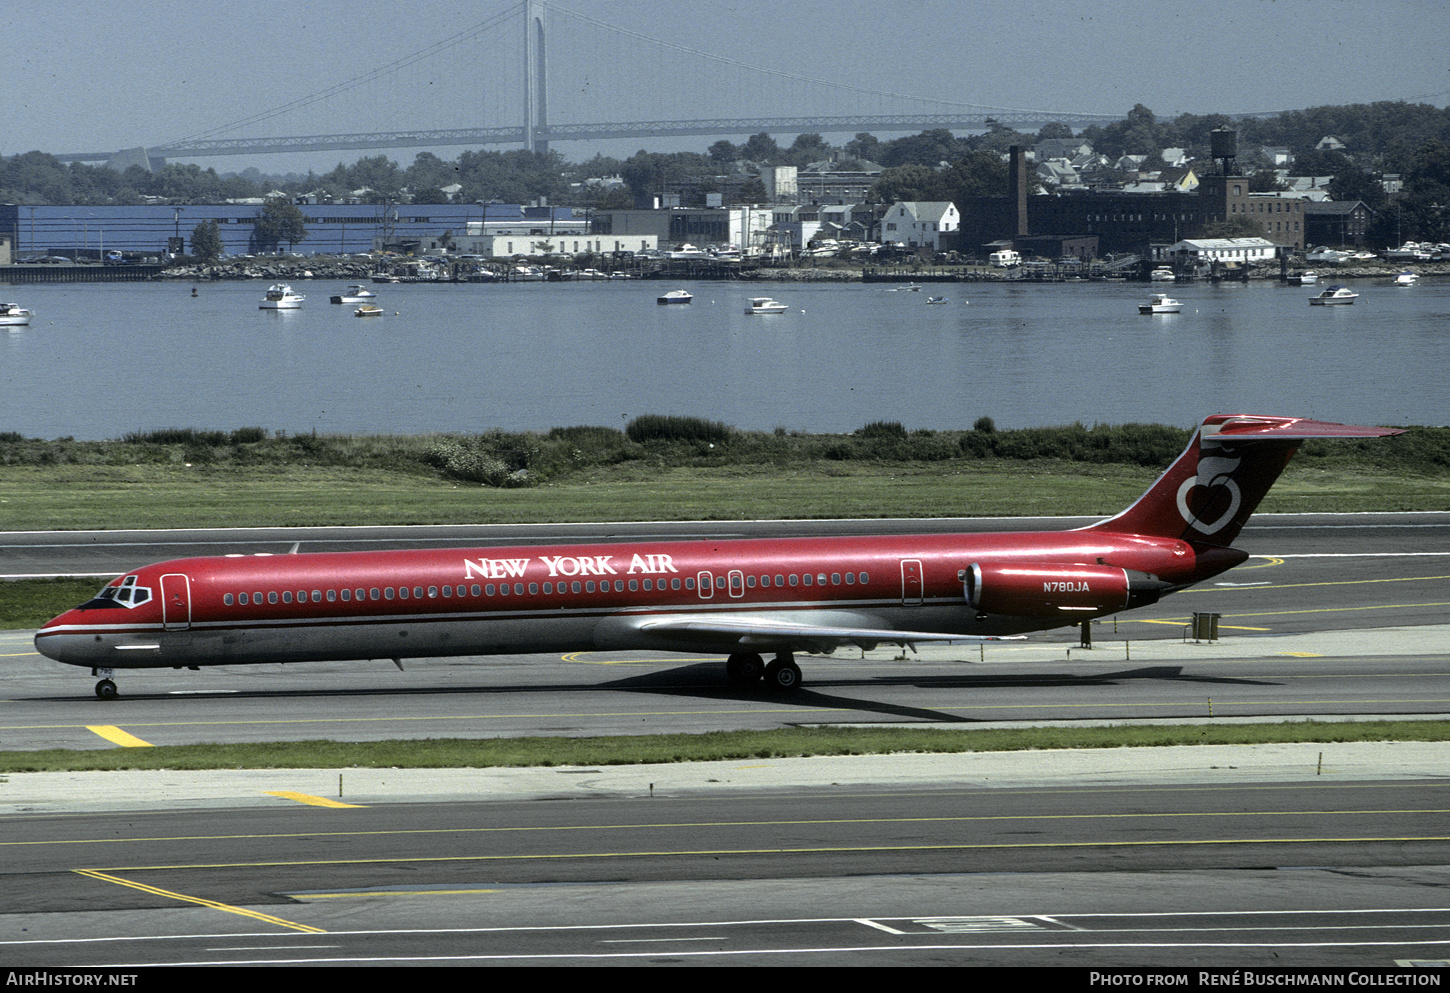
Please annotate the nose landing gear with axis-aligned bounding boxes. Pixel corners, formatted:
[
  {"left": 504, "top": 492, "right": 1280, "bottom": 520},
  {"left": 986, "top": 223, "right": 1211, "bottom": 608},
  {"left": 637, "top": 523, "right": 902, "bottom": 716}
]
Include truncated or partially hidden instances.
[{"left": 91, "top": 667, "right": 119, "bottom": 700}]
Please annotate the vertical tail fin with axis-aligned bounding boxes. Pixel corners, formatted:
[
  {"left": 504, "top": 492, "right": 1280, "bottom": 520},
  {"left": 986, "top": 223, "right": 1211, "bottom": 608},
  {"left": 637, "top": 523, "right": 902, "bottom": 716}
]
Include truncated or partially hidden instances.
[{"left": 1082, "top": 415, "right": 1402, "bottom": 546}]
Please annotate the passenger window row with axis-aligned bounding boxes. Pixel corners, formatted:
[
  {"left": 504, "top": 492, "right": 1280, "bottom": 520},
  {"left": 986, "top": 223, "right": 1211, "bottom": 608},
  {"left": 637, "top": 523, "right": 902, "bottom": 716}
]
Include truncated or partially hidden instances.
[{"left": 218, "top": 571, "right": 872, "bottom": 607}]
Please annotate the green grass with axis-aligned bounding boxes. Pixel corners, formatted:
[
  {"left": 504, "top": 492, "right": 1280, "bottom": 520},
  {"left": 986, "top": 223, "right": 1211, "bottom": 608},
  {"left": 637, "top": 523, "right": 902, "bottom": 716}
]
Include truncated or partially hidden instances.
[
  {"left": 0, "top": 722, "right": 1444, "bottom": 773},
  {"left": 0, "top": 578, "right": 102, "bottom": 629},
  {"left": 2, "top": 460, "right": 1447, "bottom": 533}
]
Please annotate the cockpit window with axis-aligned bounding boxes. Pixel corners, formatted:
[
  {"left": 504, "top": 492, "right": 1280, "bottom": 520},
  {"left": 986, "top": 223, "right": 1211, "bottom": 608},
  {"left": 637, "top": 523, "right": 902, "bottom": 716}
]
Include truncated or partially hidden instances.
[{"left": 79, "top": 575, "right": 152, "bottom": 610}]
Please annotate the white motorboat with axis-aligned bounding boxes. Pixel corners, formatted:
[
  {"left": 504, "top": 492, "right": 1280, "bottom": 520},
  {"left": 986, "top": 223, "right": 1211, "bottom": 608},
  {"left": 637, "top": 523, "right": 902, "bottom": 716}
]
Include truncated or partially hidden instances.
[
  {"left": 259, "top": 283, "right": 304, "bottom": 310},
  {"left": 744, "top": 297, "right": 788, "bottom": 314},
  {"left": 1385, "top": 242, "right": 1433, "bottom": 262},
  {"left": 330, "top": 284, "right": 376, "bottom": 304},
  {"left": 0, "top": 302, "right": 33, "bottom": 326},
  {"left": 1138, "top": 293, "right": 1181, "bottom": 314},
  {"left": 1288, "top": 270, "right": 1318, "bottom": 285},
  {"left": 1149, "top": 267, "right": 1176, "bottom": 282},
  {"left": 1309, "top": 285, "right": 1358, "bottom": 305},
  {"left": 926, "top": 296, "right": 949, "bottom": 305},
  {"left": 354, "top": 304, "right": 384, "bottom": 317},
  {"left": 656, "top": 289, "right": 693, "bottom": 305},
  {"left": 1394, "top": 271, "right": 1419, "bottom": 286},
  {"left": 1306, "top": 246, "right": 1351, "bottom": 265}
]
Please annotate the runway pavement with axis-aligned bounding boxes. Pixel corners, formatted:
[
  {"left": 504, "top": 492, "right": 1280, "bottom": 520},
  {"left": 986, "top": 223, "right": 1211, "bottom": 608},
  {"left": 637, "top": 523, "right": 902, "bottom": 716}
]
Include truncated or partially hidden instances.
[{"left": 3, "top": 620, "right": 1446, "bottom": 816}]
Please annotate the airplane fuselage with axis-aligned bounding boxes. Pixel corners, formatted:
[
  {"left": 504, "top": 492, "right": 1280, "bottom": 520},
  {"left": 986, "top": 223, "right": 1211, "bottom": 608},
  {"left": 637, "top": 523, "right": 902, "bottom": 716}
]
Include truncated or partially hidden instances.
[{"left": 34, "top": 529, "right": 1243, "bottom": 671}]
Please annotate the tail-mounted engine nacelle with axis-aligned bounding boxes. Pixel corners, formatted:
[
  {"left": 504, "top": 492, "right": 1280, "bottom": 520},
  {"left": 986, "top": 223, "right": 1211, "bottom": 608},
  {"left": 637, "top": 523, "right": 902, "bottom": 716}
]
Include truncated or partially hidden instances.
[{"left": 964, "top": 561, "right": 1171, "bottom": 618}]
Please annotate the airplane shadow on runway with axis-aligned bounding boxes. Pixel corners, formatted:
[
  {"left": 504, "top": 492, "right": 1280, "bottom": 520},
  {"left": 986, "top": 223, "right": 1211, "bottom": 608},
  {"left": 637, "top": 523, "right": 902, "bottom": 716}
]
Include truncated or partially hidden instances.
[{"left": 610, "top": 661, "right": 1284, "bottom": 724}]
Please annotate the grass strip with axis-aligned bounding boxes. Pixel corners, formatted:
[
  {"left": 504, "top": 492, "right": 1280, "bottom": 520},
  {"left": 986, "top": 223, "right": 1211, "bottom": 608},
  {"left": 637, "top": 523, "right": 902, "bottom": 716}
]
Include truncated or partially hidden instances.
[
  {"left": 1, "top": 721, "right": 1445, "bottom": 773},
  {"left": 1, "top": 579, "right": 105, "bottom": 629}
]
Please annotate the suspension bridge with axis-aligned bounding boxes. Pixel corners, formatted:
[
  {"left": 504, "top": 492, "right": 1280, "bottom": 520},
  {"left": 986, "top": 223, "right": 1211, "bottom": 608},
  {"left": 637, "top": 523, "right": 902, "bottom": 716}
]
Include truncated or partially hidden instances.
[{"left": 56, "top": 1, "right": 1117, "bottom": 166}]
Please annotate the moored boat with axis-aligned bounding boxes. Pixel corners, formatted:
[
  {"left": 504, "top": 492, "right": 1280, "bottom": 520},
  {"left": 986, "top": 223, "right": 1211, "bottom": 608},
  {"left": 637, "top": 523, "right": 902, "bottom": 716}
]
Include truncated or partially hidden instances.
[
  {"left": 354, "top": 304, "right": 384, "bottom": 317},
  {"left": 1149, "top": 267, "right": 1175, "bottom": 282},
  {"left": 330, "top": 284, "right": 376, "bottom": 304},
  {"left": 657, "top": 289, "right": 693, "bottom": 305},
  {"left": 259, "top": 283, "right": 304, "bottom": 310},
  {"left": 1309, "top": 285, "right": 1358, "bottom": 305},
  {"left": 744, "top": 297, "right": 788, "bottom": 314},
  {"left": 1385, "top": 242, "right": 1433, "bottom": 262},
  {"left": 0, "top": 302, "right": 33, "bottom": 326},
  {"left": 1138, "top": 293, "right": 1181, "bottom": 314},
  {"left": 1394, "top": 271, "right": 1419, "bottom": 286},
  {"left": 1288, "top": 270, "right": 1318, "bottom": 285}
]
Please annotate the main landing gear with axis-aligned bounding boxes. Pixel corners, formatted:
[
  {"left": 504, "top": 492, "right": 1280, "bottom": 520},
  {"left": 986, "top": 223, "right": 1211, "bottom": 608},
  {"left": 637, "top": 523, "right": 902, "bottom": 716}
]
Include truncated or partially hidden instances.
[{"left": 725, "top": 652, "right": 802, "bottom": 692}]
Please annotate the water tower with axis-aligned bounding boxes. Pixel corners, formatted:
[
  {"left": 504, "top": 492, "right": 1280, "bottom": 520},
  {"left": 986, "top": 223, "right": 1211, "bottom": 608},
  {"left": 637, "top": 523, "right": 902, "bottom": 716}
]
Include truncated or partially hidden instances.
[{"left": 1210, "top": 127, "right": 1238, "bottom": 175}]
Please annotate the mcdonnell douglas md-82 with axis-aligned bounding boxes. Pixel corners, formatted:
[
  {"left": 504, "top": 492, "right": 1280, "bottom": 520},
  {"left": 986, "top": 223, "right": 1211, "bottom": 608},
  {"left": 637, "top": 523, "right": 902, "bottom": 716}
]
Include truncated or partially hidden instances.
[{"left": 36, "top": 414, "right": 1399, "bottom": 699}]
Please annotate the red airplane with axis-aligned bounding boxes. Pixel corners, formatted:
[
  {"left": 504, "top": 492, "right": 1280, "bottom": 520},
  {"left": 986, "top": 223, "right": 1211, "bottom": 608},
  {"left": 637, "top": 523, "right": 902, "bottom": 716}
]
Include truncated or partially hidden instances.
[{"left": 36, "top": 414, "right": 1399, "bottom": 699}]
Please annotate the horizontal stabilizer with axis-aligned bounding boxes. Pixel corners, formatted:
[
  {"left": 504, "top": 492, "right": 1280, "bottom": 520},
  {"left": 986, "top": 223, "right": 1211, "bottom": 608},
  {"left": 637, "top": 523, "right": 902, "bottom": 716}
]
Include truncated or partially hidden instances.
[{"left": 1203, "top": 415, "right": 1403, "bottom": 441}]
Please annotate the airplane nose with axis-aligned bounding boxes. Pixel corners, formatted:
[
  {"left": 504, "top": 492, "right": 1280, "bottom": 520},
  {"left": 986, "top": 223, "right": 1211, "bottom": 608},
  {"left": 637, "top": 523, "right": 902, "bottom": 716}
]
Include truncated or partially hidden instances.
[{"left": 34, "top": 610, "right": 92, "bottom": 665}]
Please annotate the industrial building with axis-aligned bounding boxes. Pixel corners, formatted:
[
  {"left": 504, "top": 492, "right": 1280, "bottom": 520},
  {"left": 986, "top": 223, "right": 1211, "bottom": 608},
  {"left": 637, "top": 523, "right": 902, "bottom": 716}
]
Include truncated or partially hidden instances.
[{"left": 0, "top": 202, "right": 586, "bottom": 259}]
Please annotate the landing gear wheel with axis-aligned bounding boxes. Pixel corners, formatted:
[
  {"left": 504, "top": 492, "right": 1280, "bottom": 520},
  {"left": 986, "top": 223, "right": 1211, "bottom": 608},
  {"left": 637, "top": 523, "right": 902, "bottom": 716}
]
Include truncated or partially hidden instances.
[
  {"left": 725, "top": 653, "right": 765, "bottom": 686},
  {"left": 94, "top": 679, "right": 118, "bottom": 701},
  {"left": 764, "top": 656, "right": 802, "bottom": 692}
]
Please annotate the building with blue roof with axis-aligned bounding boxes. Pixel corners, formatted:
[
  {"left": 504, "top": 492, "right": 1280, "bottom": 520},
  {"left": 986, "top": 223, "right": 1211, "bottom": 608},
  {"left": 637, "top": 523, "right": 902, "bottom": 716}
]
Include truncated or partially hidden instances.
[{"left": 0, "top": 202, "right": 585, "bottom": 259}]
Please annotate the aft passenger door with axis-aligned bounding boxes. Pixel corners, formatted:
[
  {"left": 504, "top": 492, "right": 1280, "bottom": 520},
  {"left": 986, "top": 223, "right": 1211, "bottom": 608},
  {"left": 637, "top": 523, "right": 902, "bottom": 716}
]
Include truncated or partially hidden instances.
[{"left": 900, "top": 559, "right": 923, "bottom": 606}]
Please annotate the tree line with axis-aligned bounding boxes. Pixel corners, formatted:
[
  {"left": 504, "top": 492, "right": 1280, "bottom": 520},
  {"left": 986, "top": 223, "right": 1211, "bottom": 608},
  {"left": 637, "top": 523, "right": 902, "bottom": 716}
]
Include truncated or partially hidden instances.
[{"left": 5, "top": 100, "right": 1450, "bottom": 245}]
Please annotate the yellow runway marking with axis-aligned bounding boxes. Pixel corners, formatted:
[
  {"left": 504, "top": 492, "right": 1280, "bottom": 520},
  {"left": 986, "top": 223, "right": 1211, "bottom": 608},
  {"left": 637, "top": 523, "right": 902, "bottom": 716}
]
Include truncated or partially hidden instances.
[
  {"left": 265, "top": 791, "right": 366, "bottom": 809},
  {"left": 563, "top": 653, "right": 724, "bottom": 665},
  {"left": 1186, "top": 574, "right": 1450, "bottom": 592},
  {"left": 85, "top": 725, "right": 154, "bottom": 747},
  {"left": 73, "top": 869, "right": 325, "bottom": 933},
  {"left": 1130, "top": 619, "right": 1271, "bottom": 630},
  {"left": 295, "top": 887, "right": 502, "bottom": 899}
]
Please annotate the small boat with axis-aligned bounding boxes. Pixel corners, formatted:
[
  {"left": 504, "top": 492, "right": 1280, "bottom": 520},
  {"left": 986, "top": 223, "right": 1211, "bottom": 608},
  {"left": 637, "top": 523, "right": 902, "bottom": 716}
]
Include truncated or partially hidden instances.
[
  {"left": 1288, "top": 270, "right": 1318, "bottom": 285},
  {"left": 657, "top": 289, "right": 693, "bottom": 305},
  {"left": 1309, "top": 285, "right": 1358, "bottom": 305},
  {"left": 1149, "top": 267, "right": 1176, "bottom": 282},
  {"left": 259, "top": 283, "right": 304, "bottom": 310},
  {"left": 1385, "top": 242, "right": 1433, "bottom": 262},
  {"left": 0, "top": 302, "right": 34, "bottom": 326},
  {"left": 744, "top": 297, "right": 788, "bottom": 314},
  {"left": 354, "top": 304, "right": 384, "bottom": 317},
  {"left": 1138, "top": 293, "right": 1181, "bottom": 314},
  {"left": 330, "top": 284, "right": 376, "bottom": 304},
  {"left": 926, "top": 296, "right": 948, "bottom": 305},
  {"left": 1394, "top": 271, "right": 1419, "bottom": 286}
]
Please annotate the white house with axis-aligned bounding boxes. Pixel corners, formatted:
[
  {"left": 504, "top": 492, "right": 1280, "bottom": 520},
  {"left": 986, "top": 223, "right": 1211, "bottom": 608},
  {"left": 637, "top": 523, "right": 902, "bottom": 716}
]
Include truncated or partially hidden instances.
[
  {"left": 881, "top": 201, "right": 960, "bottom": 250},
  {"left": 1166, "top": 237, "right": 1279, "bottom": 264}
]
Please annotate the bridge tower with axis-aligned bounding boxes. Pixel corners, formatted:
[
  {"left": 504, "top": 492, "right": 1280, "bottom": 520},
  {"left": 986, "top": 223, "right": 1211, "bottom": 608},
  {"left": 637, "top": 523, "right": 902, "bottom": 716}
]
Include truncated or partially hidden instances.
[{"left": 524, "top": 0, "right": 548, "bottom": 154}]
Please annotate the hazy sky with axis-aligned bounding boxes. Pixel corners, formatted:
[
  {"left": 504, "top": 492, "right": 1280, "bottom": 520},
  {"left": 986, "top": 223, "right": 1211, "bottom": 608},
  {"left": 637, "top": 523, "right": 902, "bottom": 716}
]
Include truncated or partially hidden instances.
[{"left": 5, "top": 0, "right": 1448, "bottom": 173}]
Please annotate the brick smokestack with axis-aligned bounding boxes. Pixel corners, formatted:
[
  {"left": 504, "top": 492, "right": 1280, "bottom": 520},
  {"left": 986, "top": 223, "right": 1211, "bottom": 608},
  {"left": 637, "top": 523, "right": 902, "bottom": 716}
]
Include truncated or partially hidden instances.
[{"left": 1009, "top": 145, "right": 1028, "bottom": 237}]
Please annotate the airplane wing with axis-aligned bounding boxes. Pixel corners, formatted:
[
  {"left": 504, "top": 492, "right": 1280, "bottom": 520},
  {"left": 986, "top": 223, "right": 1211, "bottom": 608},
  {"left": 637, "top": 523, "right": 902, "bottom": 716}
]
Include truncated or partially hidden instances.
[{"left": 629, "top": 614, "right": 1024, "bottom": 655}]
